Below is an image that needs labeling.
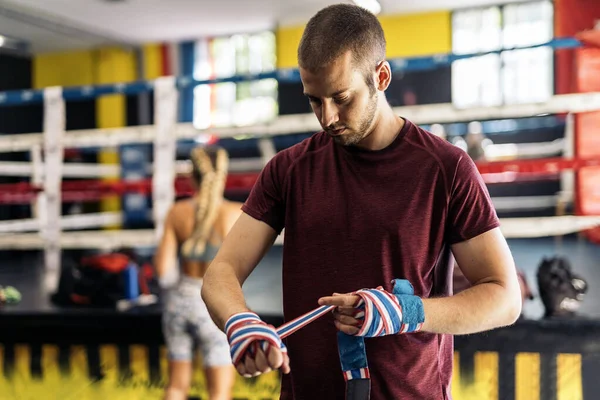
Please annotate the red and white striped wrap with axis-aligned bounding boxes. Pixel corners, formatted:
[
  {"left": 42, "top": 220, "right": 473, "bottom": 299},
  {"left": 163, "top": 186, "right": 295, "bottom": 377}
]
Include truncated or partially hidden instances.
[
  {"left": 351, "top": 282, "right": 425, "bottom": 337},
  {"left": 225, "top": 306, "right": 335, "bottom": 366},
  {"left": 225, "top": 312, "right": 287, "bottom": 366}
]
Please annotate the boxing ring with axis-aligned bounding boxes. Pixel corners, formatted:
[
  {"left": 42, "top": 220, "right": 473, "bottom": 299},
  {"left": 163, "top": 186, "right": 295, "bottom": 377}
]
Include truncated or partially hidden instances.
[{"left": 1, "top": 35, "right": 600, "bottom": 400}]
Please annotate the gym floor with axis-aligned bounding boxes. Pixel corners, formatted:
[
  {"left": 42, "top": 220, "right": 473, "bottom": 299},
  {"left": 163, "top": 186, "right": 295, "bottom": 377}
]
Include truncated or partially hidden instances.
[
  {"left": 0, "top": 246, "right": 284, "bottom": 318},
  {"left": 0, "top": 234, "right": 599, "bottom": 321},
  {"left": 1, "top": 235, "right": 600, "bottom": 320}
]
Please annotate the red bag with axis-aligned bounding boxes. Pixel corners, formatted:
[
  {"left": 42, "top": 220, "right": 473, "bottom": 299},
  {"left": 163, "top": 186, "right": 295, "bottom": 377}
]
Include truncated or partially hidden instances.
[{"left": 80, "top": 253, "right": 131, "bottom": 274}]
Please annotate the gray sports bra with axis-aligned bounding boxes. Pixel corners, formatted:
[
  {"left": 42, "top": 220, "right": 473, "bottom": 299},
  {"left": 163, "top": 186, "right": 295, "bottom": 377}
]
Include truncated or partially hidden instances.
[{"left": 179, "top": 241, "right": 220, "bottom": 263}]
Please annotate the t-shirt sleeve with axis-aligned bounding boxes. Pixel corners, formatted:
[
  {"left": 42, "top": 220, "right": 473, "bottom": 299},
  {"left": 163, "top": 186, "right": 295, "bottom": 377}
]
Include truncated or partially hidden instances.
[
  {"left": 446, "top": 155, "right": 500, "bottom": 244},
  {"left": 241, "top": 152, "right": 289, "bottom": 234}
]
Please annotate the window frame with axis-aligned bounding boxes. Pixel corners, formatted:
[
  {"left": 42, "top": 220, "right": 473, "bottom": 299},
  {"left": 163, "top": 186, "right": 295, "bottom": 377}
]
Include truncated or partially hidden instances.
[
  {"left": 192, "top": 30, "right": 278, "bottom": 129},
  {"left": 450, "top": 0, "right": 555, "bottom": 109}
]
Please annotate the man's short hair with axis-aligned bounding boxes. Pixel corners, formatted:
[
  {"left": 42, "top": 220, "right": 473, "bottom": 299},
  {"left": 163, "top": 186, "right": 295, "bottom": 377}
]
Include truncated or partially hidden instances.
[{"left": 298, "top": 4, "right": 386, "bottom": 75}]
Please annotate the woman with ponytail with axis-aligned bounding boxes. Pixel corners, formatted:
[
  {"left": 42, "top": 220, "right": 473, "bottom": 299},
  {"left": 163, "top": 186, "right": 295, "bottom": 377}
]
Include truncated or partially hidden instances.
[{"left": 155, "top": 145, "right": 242, "bottom": 400}]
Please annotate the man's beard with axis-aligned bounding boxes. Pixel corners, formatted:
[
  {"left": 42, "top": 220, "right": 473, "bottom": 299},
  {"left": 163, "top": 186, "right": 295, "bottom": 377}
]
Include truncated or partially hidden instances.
[{"left": 332, "top": 93, "right": 378, "bottom": 147}]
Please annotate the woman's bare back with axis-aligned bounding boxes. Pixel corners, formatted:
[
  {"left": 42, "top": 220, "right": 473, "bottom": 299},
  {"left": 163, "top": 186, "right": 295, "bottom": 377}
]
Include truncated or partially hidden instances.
[{"left": 170, "top": 198, "right": 243, "bottom": 278}]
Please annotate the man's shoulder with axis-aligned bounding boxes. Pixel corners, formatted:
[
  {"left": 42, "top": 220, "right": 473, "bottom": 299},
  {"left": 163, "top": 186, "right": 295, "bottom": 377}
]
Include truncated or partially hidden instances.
[
  {"left": 269, "top": 131, "right": 330, "bottom": 170},
  {"left": 404, "top": 120, "right": 468, "bottom": 171}
]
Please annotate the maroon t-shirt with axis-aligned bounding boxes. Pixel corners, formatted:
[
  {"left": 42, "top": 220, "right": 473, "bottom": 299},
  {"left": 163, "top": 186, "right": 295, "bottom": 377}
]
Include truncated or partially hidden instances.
[{"left": 242, "top": 119, "right": 500, "bottom": 399}]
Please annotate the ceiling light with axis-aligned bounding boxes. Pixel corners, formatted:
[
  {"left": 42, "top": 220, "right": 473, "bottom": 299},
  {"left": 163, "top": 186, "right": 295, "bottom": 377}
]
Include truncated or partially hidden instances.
[
  {"left": 0, "top": 36, "right": 5, "bottom": 47},
  {"left": 352, "top": 0, "right": 382, "bottom": 15}
]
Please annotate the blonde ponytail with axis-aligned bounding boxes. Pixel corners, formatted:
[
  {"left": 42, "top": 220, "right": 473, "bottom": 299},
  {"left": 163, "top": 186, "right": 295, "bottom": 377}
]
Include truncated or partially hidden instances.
[{"left": 181, "top": 146, "right": 229, "bottom": 258}]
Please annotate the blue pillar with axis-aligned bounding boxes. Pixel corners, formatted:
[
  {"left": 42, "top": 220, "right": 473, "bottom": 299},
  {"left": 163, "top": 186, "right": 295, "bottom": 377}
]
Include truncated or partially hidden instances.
[
  {"left": 179, "top": 41, "right": 195, "bottom": 123},
  {"left": 120, "top": 144, "right": 152, "bottom": 228}
]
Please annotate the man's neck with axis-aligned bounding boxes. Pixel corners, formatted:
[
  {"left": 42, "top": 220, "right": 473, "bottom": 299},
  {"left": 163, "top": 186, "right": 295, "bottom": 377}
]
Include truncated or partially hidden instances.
[{"left": 356, "top": 107, "right": 404, "bottom": 151}]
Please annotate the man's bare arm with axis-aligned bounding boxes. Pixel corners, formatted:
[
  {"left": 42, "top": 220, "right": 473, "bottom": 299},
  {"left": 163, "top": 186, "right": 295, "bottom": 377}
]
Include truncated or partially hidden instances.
[
  {"left": 320, "top": 227, "right": 522, "bottom": 336},
  {"left": 201, "top": 212, "right": 279, "bottom": 330},
  {"left": 420, "top": 227, "right": 522, "bottom": 334}
]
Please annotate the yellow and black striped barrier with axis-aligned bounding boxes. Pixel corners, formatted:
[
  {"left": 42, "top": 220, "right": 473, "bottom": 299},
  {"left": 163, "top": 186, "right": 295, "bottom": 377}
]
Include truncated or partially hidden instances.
[
  {"left": 0, "top": 343, "right": 280, "bottom": 400},
  {"left": 1, "top": 314, "right": 598, "bottom": 399},
  {"left": 0, "top": 343, "right": 594, "bottom": 400},
  {"left": 452, "top": 351, "right": 586, "bottom": 400},
  {"left": 452, "top": 319, "right": 600, "bottom": 400}
]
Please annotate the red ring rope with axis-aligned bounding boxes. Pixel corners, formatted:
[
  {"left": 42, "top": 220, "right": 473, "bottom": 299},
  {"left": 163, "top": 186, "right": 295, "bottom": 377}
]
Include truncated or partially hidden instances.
[
  {"left": 476, "top": 156, "right": 600, "bottom": 174},
  {"left": 0, "top": 157, "right": 599, "bottom": 205},
  {"left": 0, "top": 174, "right": 258, "bottom": 204}
]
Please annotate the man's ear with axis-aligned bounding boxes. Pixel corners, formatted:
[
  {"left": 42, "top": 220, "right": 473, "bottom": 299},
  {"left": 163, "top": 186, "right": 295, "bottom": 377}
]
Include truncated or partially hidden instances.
[{"left": 375, "top": 60, "right": 392, "bottom": 91}]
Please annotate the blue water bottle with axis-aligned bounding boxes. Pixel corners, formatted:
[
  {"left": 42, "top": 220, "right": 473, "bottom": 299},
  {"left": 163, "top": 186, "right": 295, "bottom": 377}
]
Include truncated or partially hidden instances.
[{"left": 123, "top": 263, "right": 139, "bottom": 300}]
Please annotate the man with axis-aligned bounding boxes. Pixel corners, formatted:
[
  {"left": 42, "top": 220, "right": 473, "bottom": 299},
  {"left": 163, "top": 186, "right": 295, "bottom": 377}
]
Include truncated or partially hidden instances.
[{"left": 202, "top": 4, "right": 522, "bottom": 399}]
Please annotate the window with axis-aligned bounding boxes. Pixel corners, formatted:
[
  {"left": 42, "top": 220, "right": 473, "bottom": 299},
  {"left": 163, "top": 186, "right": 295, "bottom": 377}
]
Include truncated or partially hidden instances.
[
  {"left": 452, "top": 1, "right": 554, "bottom": 108},
  {"left": 193, "top": 31, "right": 278, "bottom": 129}
]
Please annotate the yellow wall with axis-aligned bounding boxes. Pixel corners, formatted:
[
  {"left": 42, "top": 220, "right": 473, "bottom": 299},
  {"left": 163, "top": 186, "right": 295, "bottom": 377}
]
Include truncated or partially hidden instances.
[
  {"left": 275, "top": 10, "right": 452, "bottom": 69},
  {"left": 33, "top": 47, "right": 138, "bottom": 123},
  {"left": 33, "top": 50, "right": 95, "bottom": 89},
  {"left": 142, "top": 44, "right": 164, "bottom": 80},
  {"left": 379, "top": 11, "right": 451, "bottom": 58},
  {"left": 276, "top": 25, "right": 306, "bottom": 69},
  {"left": 94, "top": 47, "right": 137, "bottom": 229},
  {"left": 95, "top": 47, "right": 137, "bottom": 129}
]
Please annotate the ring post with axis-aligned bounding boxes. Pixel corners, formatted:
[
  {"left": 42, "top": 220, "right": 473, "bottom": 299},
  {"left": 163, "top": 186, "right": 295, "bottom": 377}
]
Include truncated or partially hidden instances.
[
  {"left": 152, "top": 76, "right": 178, "bottom": 240},
  {"left": 41, "top": 86, "right": 65, "bottom": 292}
]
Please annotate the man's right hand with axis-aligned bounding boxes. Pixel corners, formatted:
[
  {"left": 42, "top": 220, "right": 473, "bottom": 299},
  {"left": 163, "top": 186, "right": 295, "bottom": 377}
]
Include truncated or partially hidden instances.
[{"left": 225, "top": 312, "right": 291, "bottom": 377}]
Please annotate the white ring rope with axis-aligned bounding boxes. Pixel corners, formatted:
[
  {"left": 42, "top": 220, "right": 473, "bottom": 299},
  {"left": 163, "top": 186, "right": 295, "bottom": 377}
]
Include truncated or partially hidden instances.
[
  {"left": 0, "top": 212, "right": 123, "bottom": 234},
  {"left": 1, "top": 92, "right": 600, "bottom": 153},
  {"left": 484, "top": 138, "right": 565, "bottom": 161},
  {"left": 0, "top": 158, "right": 266, "bottom": 177},
  {"left": 0, "top": 195, "right": 570, "bottom": 234},
  {"left": 1, "top": 216, "right": 599, "bottom": 250},
  {"left": 0, "top": 80, "right": 597, "bottom": 257}
]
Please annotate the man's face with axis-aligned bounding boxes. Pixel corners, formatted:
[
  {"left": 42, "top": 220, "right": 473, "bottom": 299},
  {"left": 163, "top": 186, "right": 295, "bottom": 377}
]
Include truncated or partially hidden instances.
[{"left": 300, "top": 51, "right": 379, "bottom": 146}]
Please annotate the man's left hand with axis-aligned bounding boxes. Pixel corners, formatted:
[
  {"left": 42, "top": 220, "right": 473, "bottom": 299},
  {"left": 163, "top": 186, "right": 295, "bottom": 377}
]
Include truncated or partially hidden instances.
[
  {"left": 318, "top": 293, "right": 363, "bottom": 335},
  {"left": 318, "top": 279, "right": 425, "bottom": 337}
]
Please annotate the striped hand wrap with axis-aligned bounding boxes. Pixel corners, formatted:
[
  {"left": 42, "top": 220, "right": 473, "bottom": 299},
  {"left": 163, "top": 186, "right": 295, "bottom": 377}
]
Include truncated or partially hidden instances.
[
  {"left": 225, "top": 312, "right": 287, "bottom": 366},
  {"left": 352, "top": 279, "right": 425, "bottom": 337}
]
